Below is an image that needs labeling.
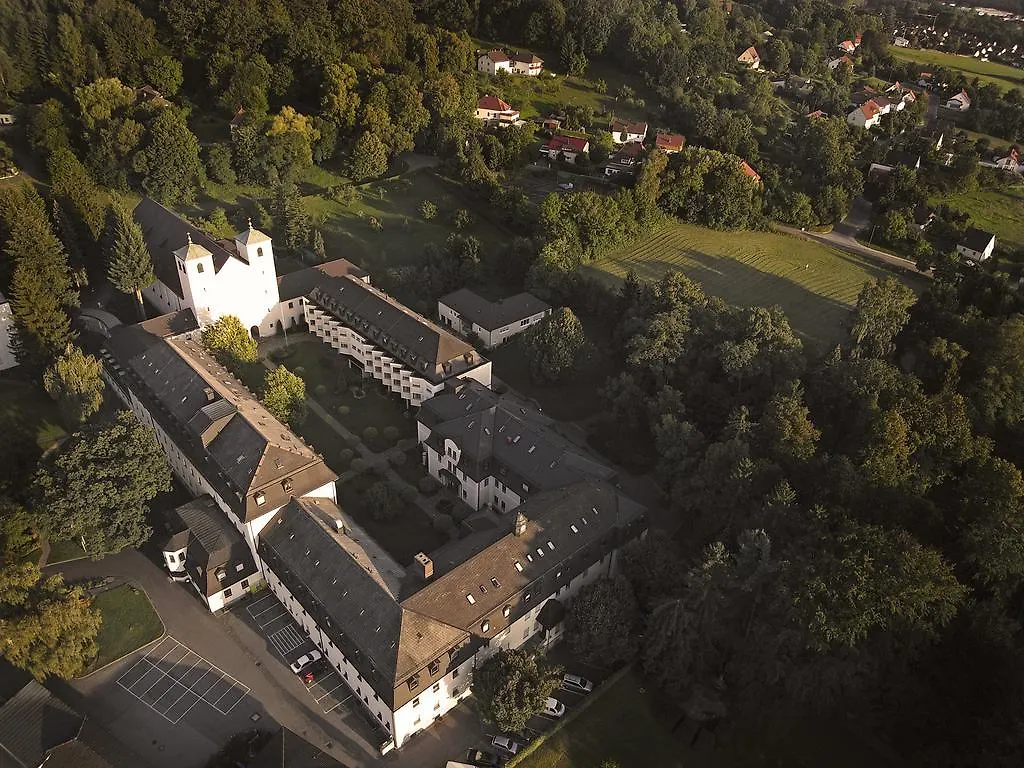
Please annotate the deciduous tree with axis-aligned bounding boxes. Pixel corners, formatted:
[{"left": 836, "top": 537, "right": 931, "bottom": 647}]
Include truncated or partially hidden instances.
[
  {"left": 201, "top": 315, "right": 259, "bottom": 364},
  {"left": 850, "top": 277, "right": 917, "bottom": 359},
  {"left": 473, "top": 649, "right": 561, "bottom": 733},
  {"left": 133, "top": 108, "right": 204, "bottom": 205},
  {"left": 262, "top": 366, "right": 307, "bottom": 426},
  {"left": 524, "top": 307, "right": 590, "bottom": 385},
  {"left": 43, "top": 345, "right": 104, "bottom": 426},
  {"left": 566, "top": 576, "right": 639, "bottom": 666}
]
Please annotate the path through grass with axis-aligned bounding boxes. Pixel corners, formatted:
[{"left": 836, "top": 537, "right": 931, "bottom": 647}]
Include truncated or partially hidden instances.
[{"left": 585, "top": 222, "right": 926, "bottom": 348}]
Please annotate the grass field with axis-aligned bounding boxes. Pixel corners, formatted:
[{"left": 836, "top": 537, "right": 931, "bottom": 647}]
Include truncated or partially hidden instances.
[
  {"left": 48, "top": 539, "right": 87, "bottom": 564},
  {"left": 937, "top": 184, "right": 1024, "bottom": 248},
  {"left": 891, "top": 47, "right": 1024, "bottom": 92},
  {"left": 88, "top": 584, "right": 164, "bottom": 672},
  {"left": 584, "top": 222, "right": 925, "bottom": 348}
]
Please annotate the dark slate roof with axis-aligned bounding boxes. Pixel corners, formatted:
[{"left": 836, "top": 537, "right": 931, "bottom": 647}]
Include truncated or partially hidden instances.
[
  {"left": 419, "top": 382, "right": 615, "bottom": 494},
  {"left": 258, "top": 499, "right": 466, "bottom": 704},
  {"left": 101, "top": 327, "right": 335, "bottom": 522},
  {"left": 248, "top": 727, "right": 349, "bottom": 768},
  {"left": 277, "top": 259, "right": 368, "bottom": 302},
  {"left": 403, "top": 481, "right": 645, "bottom": 638},
  {"left": 44, "top": 719, "right": 158, "bottom": 768},
  {"left": 133, "top": 198, "right": 239, "bottom": 299},
  {"left": 167, "top": 496, "right": 259, "bottom": 597},
  {"left": 0, "top": 668, "right": 82, "bottom": 768},
  {"left": 438, "top": 289, "right": 551, "bottom": 332},
  {"left": 307, "top": 275, "right": 485, "bottom": 384},
  {"left": 138, "top": 309, "right": 199, "bottom": 338},
  {"left": 961, "top": 226, "right": 995, "bottom": 252}
]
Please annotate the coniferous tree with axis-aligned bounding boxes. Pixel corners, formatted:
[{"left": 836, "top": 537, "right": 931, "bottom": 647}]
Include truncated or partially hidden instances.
[{"left": 107, "top": 206, "right": 155, "bottom": 320}]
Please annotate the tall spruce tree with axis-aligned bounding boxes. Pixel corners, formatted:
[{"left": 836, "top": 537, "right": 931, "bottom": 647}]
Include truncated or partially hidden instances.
[{"left": 107, "top": 206, "right": 155, "bottom": 320}]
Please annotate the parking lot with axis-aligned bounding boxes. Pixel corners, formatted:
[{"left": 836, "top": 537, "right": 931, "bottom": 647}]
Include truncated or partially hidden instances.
[
  {"left": 244, "top": 593, "right": 352, "bottom": 715},
  {"left": 116, "top": 636, "right": 252, "bottom": 724}
]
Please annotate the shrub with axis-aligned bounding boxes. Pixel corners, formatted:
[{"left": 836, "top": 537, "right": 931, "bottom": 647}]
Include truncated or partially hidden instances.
[
  {"left": 383, "top": 425, "right": 399, "bottom": 442},
  {"left": 451, "top": 504, "right": 472, "bottom": 523},
  {"left": 363, "top": 426, "right": 379, "bottom": 442},
  {"left": 389, "top": 451, "right": 407, "bottom": 467},
  {"left": 418, "top": 476, "right": 439, "bottom": 495},
  {"left": 339, "top": 448, "right": 355, "bottom": 464},
  {"left": 433, "top": 513, "right": 454, "bottom": 533},
  {"left": 337, "top": 405, "right": 350, "bottom": 416},
  {"left": 420, "top": 200, "right": 437, "bottom": 220},
  {"left": 435, "top": 498, "right": 454, "bottom": 515},
  {"left": 399, "top": 484, "right": 418, "bottom": 503},
  {"left": 314, "top": 384, "right": 327, "bottom": 396},
  {"left": 451, "top": 208, "right": 471, "bottom": 230},
  {"left": 365, "top": 480, "right": 402, "bottom": 521},
  {"left": 294, "top": 366, "right": 306, "bottom": 376},
  {"left": 350, "top": 458, "right": 366, "bottom": 472}
]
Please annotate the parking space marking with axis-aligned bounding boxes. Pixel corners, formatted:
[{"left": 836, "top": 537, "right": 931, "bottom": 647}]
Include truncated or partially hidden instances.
[
  {"left": 269, "top": 625, "right": 307, "bottom": 657},
  {"left": 115, "top": 636, "right": 251, "bottom": 725}
]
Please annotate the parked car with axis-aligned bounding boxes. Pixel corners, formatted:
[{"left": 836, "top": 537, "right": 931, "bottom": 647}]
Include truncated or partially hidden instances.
[
  {"left": 491, "top": 735, "right": 520, "bottom": 755},
  {"left": 558, "top": 182, "right": 574, "bottom": 191},
  {"left": 562, "top": 673, "right": 594, "bottom": 694},
  {"left": 466, "top": 748, "right": 501, "bottom": 767},
  {"left": 168, "top": 572, "right": 190, "bottom": 583},
  {"left": 289, "top": 650, "right": 323, "bottom": 674},
  {"left": 543, "top": 697, "right": 566, "bottom": 717}
]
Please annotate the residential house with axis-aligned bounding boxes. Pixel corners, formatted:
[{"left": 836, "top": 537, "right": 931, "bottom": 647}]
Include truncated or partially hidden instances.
[
  {"left": 0, "top": 113, "right": 15, "bottom": 127},
  {"left": 737, "top": 46, "right": 761, "bottom": 69},
  {"left": 995, "top": 146, "right": 1021, "bottom": 171},
  {"left": 868, "top": 149, "right": 921, "bottom": 177},
  {"left": 604, "top": 141, "right": 645, "bottom": 177},
  {"left": 0, "top": 291, "right": 17, "bottom": 370},
  {"left": 160, "top": 496, "right": 261, "bottom": 611},
  {"left": 654, "top": 131, "right": 685, "bottom": 153},
  {"left": 609, "top": 118, "right": 648, "bottom": 144},
  {"left": 945, "top": 89, "right": 971, "bottom": 111},
  {"left": 848, "top": 100, "right": 883, "bottom": 129},
  {"left": 477, "top": 50, "right": 543, "bottom": 77},
  {"left": 229, "top": 106, "right": 248, "bottom": 135},
  {"left": 738, "top": 160, "right": 762, "bottom": 185},
  {"left": 475, "top": 95, "right": 520, "bottom": 127},
  {"left": 417, "top": 379, "right": 616, "bottom": 511},
  {"left": 894, "top": 36, "right": 910, "bottom": 47},
  {"left": 537, "top": 115, "right": 563, "bottom": 133},
  {"left": 838, "top": 40, "right": 856, "bottom": 53},
  {"left": 957, "top": 227, "right": 996, "bottom": 262},
  {"left": 438, "top": 289, "right": 552, "bottom": 348},
  {"left": 540, "top": 134, "right": 590, "bottom": 164},
  {"left": 828, "top": 55, "right": 853, "bottom": 71}
]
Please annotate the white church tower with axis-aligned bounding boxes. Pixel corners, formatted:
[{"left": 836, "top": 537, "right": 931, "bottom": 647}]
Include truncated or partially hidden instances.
[{"left": 174, "top": 232, "right": 216, "bottom": 325}]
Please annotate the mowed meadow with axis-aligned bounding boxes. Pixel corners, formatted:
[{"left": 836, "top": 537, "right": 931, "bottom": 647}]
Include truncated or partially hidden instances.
[{"left": 584, "top": 222, "right": 927, "bottom": 348}]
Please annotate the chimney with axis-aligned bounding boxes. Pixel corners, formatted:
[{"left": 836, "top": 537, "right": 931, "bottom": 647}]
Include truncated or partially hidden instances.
[
  {"left": 514, "top": 512, "right": 528, "bottom": 537},
  {"left": 333, "top": 517, "right": 344, "bottom": 534},
  {"left": 203, "top": 387, "right": 215, "bottom": 403},
  {"left": 414, "top": 552, "right": 434, "bottom": 580}
]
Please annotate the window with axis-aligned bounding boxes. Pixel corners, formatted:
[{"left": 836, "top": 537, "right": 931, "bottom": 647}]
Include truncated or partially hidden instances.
[
  {"left": 235, "top": 563, "right": 244, "bottom": 572},
  {"left": 491, "top": 577, "right": 501, "bottom": 588},
  {"left": 432, "top": 683, "right": 440, "bottom": 693},
  {"left": 223, "top": 588, "right": 233, "bottom": 597},
  {"left": 288, "top": 302, "right": 294, "bottom": 308},
  {"left": 521, "top": 318, "right": 530, "bottom": 326},
  {"left": 453, "top": 669, "right": 459, "bottom": 679},
  {"left": 434, "top": 701, "right": 441, "bottom": 710},
  {"left": 196, "top": 263, "right": 204, "bottom": 273},
  {"left": 257, "top": 247, "right": 264, "bottom": 258},
  {"left": 254, "top": 492, "right": 266, "bottom": 506},
  {"left": 241, "top": 579, "right": 249, "bottom": 589},
  {"left": 453, "top": 687, "right": 460, "bottom": 696},
  {"left": 502, "top": 605, "right": 511, "bottom": 618},
  {"left": 514, "top": 561, "right": 523, "bottom": 572},
  {"left": 412, "top": 698, "right": 420, "bottom": 707},
  {"left": 466, "top": 594, "right": 476, "bottom": 605},
  {"left": 525, "top": 591, "right": 532, "bottom": 601},
  {"left": 481, "top": 620, "right": 490, "bottom": 633}
]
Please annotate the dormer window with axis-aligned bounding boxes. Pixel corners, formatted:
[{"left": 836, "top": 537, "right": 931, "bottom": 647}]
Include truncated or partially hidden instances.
[
  {"left": 502, "top": 605, "right": 511, "bottom": 618},
  {"left": 255, "top": 492, "right": 266, "bottom": 506},
  {"left": 481, "top": 620, "right": 490, "bottom": 633}
]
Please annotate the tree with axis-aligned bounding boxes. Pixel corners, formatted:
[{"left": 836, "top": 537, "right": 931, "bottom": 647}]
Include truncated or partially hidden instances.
[
  {"left": 566, "top": 576, "right": 639, "bottom": 666},
  {"left": 419, "top": 200, "right": 437, "bottom": 220},
  {"left": 0, "top": 502, "right": 36, "bottom": 563},
  {"left": 311, "top": 230, "right": 326, "bottom": 262},
  {"left": 143, "top": 55, "right": 183, "bottom": 96},
  {"left": 274, "top": 183, "right": 311, "bottom": 254},
  {"left": 365, "top": 481, "right": 402, "bottom": 521},
  {"left": 107, "top": 206, "right": 155, "bottom": 320},
  {"left": 27, "top": 100, "right": 71, "bottom": 157},
  {"left": 524, "top": 308, "right": 590, "bottom": 384},
  {"left": 850, "top": 277, "right": 917, "bottom": 359},
  {"left": 473, "top": 649, "right": 561, "bottom": 733},
  {"left": 204, "top": 144, "right": 236, "bottom": 185},
  {"left": 218, "top": 55, "right": 273, "bottom": 116},
  {"left": 47, "top": 147, "right": 108, "bottom": 245},
  {"left": 133, "top": 108, "right": 204, "bottom": 205},
  {"left": 350, "top": 131, "right": 389, "bottom": 181},
  {"left": 0, "top": 563, "right": 101, "bottom": 681},
  {"left": 201, "top": 315, "right": 259, "bottom": 364},
  {"left": 322, "top": 62, "right": 361, "bottom": 132},
  {"left": 31, "top": 411, "right": 171, "bottom": 556},
  {"left": 43, "top": 345, "right": 104, "bottom": 426},
  {"left": 262, "top": 366, "right": 307, "bottom": 426}
]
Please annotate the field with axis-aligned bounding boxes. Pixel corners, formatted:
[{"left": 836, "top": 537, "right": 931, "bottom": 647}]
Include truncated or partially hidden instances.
[
  {"left": 937, "top": 184, "right": 1024, "bottom": 249},
  {"left": 891, "top": 47, "right": 1024, "bottom": 92},
  {"left": 585, "top": 222, "right": 925, "bottom": 348},
  {"left": 87, "top": 584, "right": 164, "bottom": 672}
]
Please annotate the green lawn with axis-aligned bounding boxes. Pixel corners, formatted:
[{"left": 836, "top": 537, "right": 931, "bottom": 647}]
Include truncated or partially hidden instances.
[
  {"left": 48, "top": 539, "right": 87, "bottom": 564},
  {"left": 335, "top": 471, "right": 446, "bottom": 565},
  {"left": 87, "top": 584, "right": 164, "bottom": 672},
  {"left": 584, "top": 222, "right": 926, "bottom": 348},
  {"left": 937, "top": 184, "right": 1024, "bottom": 249},
  {"left": 0, "top": 369, "right": 67, "bottom": 451},
  {"left": 519, "top": 672, "right": 681, "bottom": 768},
  {"left": 891, "top": 47, "right": 1024, "bottom": 93}
]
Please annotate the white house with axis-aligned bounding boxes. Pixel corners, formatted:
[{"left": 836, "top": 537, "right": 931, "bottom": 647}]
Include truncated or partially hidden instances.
[
  {"left": 609, "top": 118, "right": 648, "bottom": 145},
  {"left": 475, "top": 95, "right": 520, "bottom": 127},
  {"left": 848, "top": 100, "right": 883, "bottom": 129},
  {"left": 946, "top": 89, "right": 971, "bottom": 111},
  {"left": 604, "top": 141, "right": 645, "bottom": 177},
  {"left": 303, "top": 276, "right": 492, "bottom": 407},
  {"left": 160, "top": 496, "right": 261, "bottom": 612},
  {"left": 510, "top": 52, "right": 544, "bottom": 76},
  {"left": 868, "top": 150, "right": 921, "bottom": 177},
  {"left": 477, "top": 50, "right": 543, "bottom": 77},
  {"left": 995, "top": 146, "right": 1021, "bottom": 171},
  {"left": 737, "top": 46, "right": 761, "bottom": 69},
  {"left": 416, "top": 380, "right": 616, "bottom": 512},
  {"left": 894, "top": 36, "right": 910, "bottom": 47},
  {"left": 957, "top": 227, "right": 996, "bottom": 262},
  {"left": 0, "top": 291, "right": 18, "bottom": 370},
  {"left": 437, "top": 289, "right": 551, "bottom": 348},
  {"left": 540, "top": 134, "right": 589, "bottom": 164}
]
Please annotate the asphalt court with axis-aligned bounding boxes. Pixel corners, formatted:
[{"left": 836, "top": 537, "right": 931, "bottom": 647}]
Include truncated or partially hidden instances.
[
  {"left": 116, "top": 636, "right": 251, "bottom": 724},
  {"left": 243, "top": 593, "right": 352, "bottom": 714}
]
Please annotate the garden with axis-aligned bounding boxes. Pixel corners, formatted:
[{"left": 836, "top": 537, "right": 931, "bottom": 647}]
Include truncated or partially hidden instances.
[{"left": 86, "top": 583, "right": 164, "bottom": 673}]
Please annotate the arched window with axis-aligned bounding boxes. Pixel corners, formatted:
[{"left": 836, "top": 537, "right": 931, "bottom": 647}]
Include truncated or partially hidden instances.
[
  {"left": 257, "top": 247, "right": 264, "bottom": 258},
  {"left": 196, "top": 263, "right": 204, "bottom": 273}
]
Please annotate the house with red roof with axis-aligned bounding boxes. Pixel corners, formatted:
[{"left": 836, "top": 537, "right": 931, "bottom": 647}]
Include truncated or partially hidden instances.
[
  {"left": 610, "top": 118, "right": 648, "bottom": 145},
  {"left": 847, "top": 99, "right": 883, "bottom": 130},
  {"left": 477, "top": 49, "right": 543, "bottom": 77},
  {"left": 655, "top": 132, "right": 685, "bottom": 153},
  {"left": 838, "top": 40, "right": 856, "bottom": 53},
  {"left": 738, "top": 160, "right": 762, "bottom": 186},
  {"left": 475, "top": 95, "right": 520, "bottom": 127},
  {"left": 828, "top": 54, "right": 853, "bottom": 71},
  {"left": 540, "top": 134, "right": 590, "bottom": 164},
  {"left": 737, "top": 46, "right": 761, "bottom": 69}
]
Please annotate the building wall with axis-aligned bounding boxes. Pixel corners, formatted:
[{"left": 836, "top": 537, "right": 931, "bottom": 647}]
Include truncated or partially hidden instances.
[
  {"left": 392, "top": 656, "right": 474, "bottom": 748},
  {"left": 511, "top": 61, "right": 542, "bottom": 76},
  {"left": 423, "top": 442, "right": 523, "bottom": 513},
  {"left": 957, "top": 242, "right": 995, "bottom": 262},
  {"left": 203, "top": 573, "right": 256, "bottom": 612},
  {"left": 0, "top": 301, "right": 17, "bottom": 370},
  {"left": 142, "top": 280, "right": 185, "bottom": 319},
  {"left": 163, "top": 546, "right": 188, "bottom": 573},
  {"left": 437, "top": 301, "right": 548, "bottom": 349}
]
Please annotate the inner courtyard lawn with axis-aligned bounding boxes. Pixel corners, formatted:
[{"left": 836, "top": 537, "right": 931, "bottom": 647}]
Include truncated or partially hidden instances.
[{"left": 87, "top": 584, "right": 164, "bottom": 673}]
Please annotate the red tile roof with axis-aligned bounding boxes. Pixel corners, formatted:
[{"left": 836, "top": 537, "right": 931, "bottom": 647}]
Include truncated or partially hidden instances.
[
  {"left": 545, "top": 134, "right": 589, "bottom": 153},
  {"left": 860, "top": 100, "right": 882, "bottom": 120},
  {"left": 738, "top": 160, "right": 761, "bottom": 184},
  {"left": 655, "top": 132, "right": 684, "bottom": 151},
  {"left": 483, "top": 49, "right": 509, "bottom": 63},
  {"left": 477, "top": 95, "right": 514, "bottom": 112},
  {"left": 737, "top": 46, "right": 760, "bottom": 63}
]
